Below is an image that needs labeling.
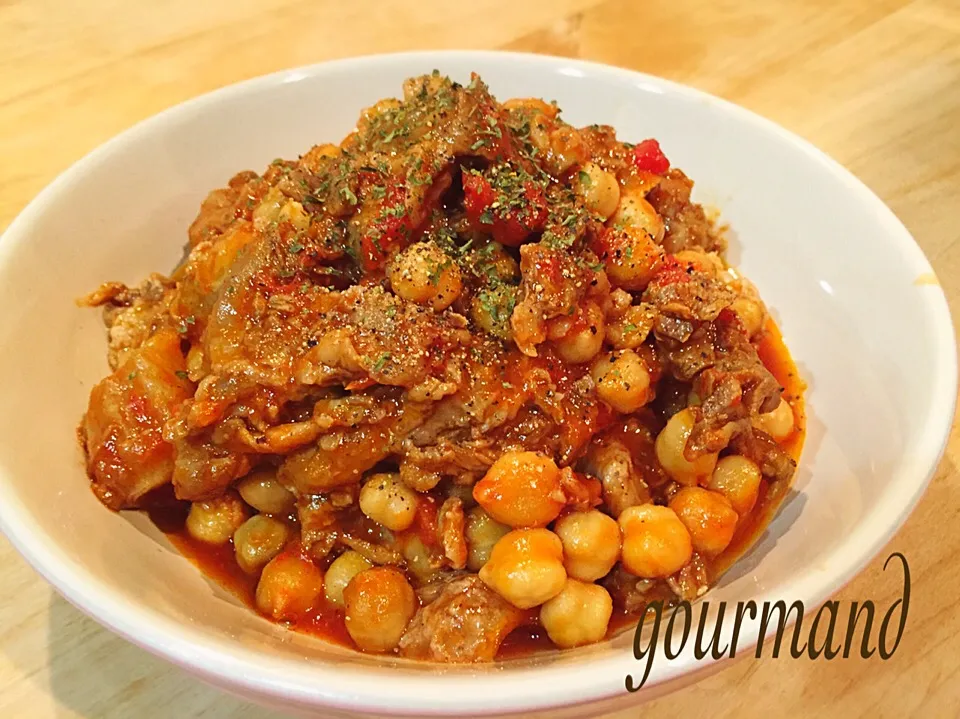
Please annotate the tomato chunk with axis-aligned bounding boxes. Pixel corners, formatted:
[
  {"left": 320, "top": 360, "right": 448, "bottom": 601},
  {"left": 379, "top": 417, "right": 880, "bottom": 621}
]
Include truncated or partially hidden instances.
[
  {"left": 463, "top": 171, "right": 496, "bottom": 218},
  {"left": 649, "top": 254, "right": 694, "bottom": 287},
  {"left": 463, "top": 171, "right": 547, "bottom": 247},
  {"left": 632, "top": 139, "right": 670, "bottom": 175},
  {"left": 358, "top": 182, "right": 413, "bottom": 272}
]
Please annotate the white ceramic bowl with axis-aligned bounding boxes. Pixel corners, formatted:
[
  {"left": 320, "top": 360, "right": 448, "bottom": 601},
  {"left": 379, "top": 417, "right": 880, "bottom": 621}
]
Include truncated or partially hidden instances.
[{"left": 0, "top": 51, "right": 954, "bottom": 718}]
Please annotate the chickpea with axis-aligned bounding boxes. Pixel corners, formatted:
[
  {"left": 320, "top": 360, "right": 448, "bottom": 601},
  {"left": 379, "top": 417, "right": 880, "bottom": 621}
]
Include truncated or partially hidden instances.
[
  {"left": 253, "top": 186, "right": 285, "bottom": 230},
  {"left": 707, "top": 455, "right": 762, "bottom": 515},
  {"left": 502, "top": 97, "right": 559, "bottom": 118},
  {"left": 323, "top": 550, "right": 373, "bottom": 608},
  {"left": 234, "top": 515, "right": 293, "bottom": 574},
  {"left": 388, "top": 242, "right": 462, "bottom": 311},
  {"left": 575, "top": 162, "right": 621, "bottom": 219},
  {"left": 402, "top": 534, "right": 442, "bottom": 583},
  {"left": 470, "top": 285, "right": 517, "bottom": 340},
  {"left": 754, "top": 398, "right": 795, "bottom": 441},
  {"left": 343, "top": 567, "right": 417, "bottom": 653},
  {"left": 669, "top": 487, "right": 739, "bottom": 557},
  {"left": 605, "top": 303, "right": 655, "bottom": 350},
  {"left": 731, "top": 297, "right": 765, "bottom": 338},
  {"left": 554, "top": 510, "right": 621, "bottom": 581},
  {"left": 527, "top": 113, "right": 553, "bottom": 158},
  {"left": 300, "top": 142, "right": 339, "bottom": 173},
  {"left": 591, "top": 349, "right": 653, "bottom": 414},
  {"left": 255, "top": 552, "right": 325, "bottom": 621},
  {"left": 472, "top": 241, "right": 520, "bottom": 283},
  {"left": 358, "top": 98, "right": 402, "bottom": 132},
  {"left": 278, "top": 200, "right": 310, "bottom": 232},
  {"left": 540, "top": 579, "right": 613, "bottom": 648},
  {"left": 185, "top": 492, "right": 249, "bottom": 545},
  {"left": 479, "top": 529, "right": 567, "bottom": 609},
  {"left": 618, "top": 504, "right": 692, "bottom": 579},
  {"left": 546, "top": 125, "right": 586, "bottom": 175},
  {"left": 236, "top": 470, "right": 296, "bottom": 515},
  {"left": 473, "top": 451, "right": 564, "bottom": 528},
  {"left": 611, "top": 189, "right": 665, "bottom": 243},
  {"left": 607, "top": 287, "right": 633, "bottom": 316},
  {"left": 594, "top": 226, "right": 664, "bottom": 291},
  {"left": 465, "top": 506, "right": 511, "bottom": 572},
  {"left": 359, "top": 473, "right": 417, "bottom": 532},
  {"left": 655, "top": 408, "right": 719, "bottom": 485},
  {"left": 551, "top": 302, "right": 605, "bottom": 364},
  {"left": 445, "top": 482, "right": 475, "bottom": 508}
]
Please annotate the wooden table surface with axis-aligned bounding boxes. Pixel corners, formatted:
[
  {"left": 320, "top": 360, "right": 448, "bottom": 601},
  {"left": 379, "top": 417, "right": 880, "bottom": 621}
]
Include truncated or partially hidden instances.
[{"left": 2, "top": 0, "right": 959, "bottom": 716}]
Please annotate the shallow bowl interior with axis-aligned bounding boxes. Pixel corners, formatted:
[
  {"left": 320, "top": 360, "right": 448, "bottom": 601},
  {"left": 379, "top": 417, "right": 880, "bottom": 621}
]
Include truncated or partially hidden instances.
[{"left": 0, "top": 51, "right": 954, "bottom": 718}]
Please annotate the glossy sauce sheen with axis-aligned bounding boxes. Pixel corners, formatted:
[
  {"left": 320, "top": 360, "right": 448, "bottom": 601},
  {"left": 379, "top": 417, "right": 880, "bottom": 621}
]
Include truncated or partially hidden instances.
[{"left": 149, "top": 319, "right": 805, "bottom": 660}]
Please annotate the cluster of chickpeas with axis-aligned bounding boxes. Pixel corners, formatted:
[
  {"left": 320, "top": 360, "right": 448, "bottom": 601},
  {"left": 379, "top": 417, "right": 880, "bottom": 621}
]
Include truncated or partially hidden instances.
[
  {"left": 184, "top": 469, "right": 419, "bottom": 653},
  {"left": 183, "top": 377, "right": 795, "bottom": 655},
  {"left": 183, "top": 406, "right": 795, "bottom": 655},
  {"left": 428, "top": 402, "right": 791, "bottom": 650},
  {"left": 649, "top": 400, "right": 796, "bottom": 561}
]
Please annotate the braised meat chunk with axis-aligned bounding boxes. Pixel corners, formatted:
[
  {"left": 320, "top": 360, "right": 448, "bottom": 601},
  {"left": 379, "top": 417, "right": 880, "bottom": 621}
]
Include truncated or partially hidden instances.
[{"left": 399, "top": 575, "right": 523, "bottom": 662}]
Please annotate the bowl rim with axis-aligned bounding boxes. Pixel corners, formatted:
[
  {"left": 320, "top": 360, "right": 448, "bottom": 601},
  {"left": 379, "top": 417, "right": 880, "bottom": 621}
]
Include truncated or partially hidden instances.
[{"left": 0, "top": 49, "right": 955, "bottom": 715}]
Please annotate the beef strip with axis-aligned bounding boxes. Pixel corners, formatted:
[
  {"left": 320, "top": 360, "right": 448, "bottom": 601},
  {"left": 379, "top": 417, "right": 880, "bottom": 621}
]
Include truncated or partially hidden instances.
[
  {"left": 398, "top": 574, "right": 523, "bottom": 662},
  {"left": 729, "top": 427, "right": 796, "bottom": 482},
  {"left": 685, "top": 316, "right": 782, "bottom": 457},
  {"left": 438, "top": 497, "right": 468, "bottom": 569},
  {"left": 646, "top": 169, "right": 724, "bottom": 255},
  {"left": 187, "top": 170, "right": 262, "bottom": 247},
  {"left": 602, "top": 565, "right": 657, "bottom": 614},
  {"left": 511, "top": 241, "right": 596, "bottom": 357},
  {"left": 643, "top": 264, "right": 735, "bottom": 347},
  {"left": 654, "top": 309, "right": 783, "bottom": 459},
  {"left": 81, "top": 274, "right": 175, "bottom": 370},
  {"left": 80, "top": 328, "right": 193, "bottom": 509},
  {"left": 580, "top": 439, "right": 650, "bottom": 517},
  {"left": 666, "top": 553, "right": 709, "bottom": 601},
  {"left": 298, "top": 494, "right": 339, "bottom": 560}
]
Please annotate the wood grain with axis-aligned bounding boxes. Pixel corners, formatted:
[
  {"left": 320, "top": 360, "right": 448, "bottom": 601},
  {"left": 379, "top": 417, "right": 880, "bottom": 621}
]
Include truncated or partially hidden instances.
[{"left": 1, "top": 0, "right": 959, "bottom": 716}]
